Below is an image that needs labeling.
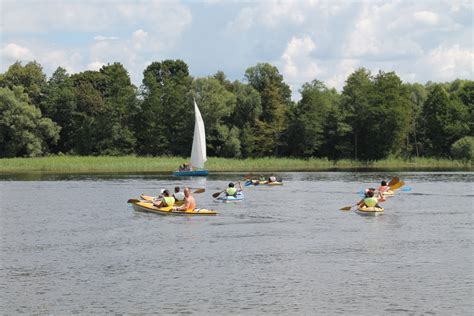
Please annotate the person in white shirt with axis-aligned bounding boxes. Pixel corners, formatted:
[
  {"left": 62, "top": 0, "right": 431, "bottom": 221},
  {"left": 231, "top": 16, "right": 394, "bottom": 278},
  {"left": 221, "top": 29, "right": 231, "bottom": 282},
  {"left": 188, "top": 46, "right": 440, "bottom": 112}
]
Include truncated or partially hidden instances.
[{"left": 173, "top": 186, "right": 185, "bottom": 201}]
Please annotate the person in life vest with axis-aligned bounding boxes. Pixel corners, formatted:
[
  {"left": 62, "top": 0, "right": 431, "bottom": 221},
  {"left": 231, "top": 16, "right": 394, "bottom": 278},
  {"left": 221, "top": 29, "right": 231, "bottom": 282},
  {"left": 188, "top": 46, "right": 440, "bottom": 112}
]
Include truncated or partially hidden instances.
[
  {"left": 153, "top": 189, "right": 175, "bottom": 208},
  {"left": 357, "top": 189, "right": 379, "bottom": 208},
  {"left": 226, "top": 182, "right": 243, "bottom": 196},
  {"left": 174, "top": 187, "right": 196, "bottom": 211},
  {"left": 173, "top": 186, "right": 185, "bottom": 202}
]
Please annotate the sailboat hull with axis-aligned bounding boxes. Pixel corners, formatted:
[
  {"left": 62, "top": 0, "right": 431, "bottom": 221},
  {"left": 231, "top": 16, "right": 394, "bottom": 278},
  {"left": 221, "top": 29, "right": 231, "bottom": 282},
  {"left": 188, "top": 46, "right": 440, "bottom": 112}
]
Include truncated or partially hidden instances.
[{"left": 174, "top": 170, "right": 209, "bottom": 176}]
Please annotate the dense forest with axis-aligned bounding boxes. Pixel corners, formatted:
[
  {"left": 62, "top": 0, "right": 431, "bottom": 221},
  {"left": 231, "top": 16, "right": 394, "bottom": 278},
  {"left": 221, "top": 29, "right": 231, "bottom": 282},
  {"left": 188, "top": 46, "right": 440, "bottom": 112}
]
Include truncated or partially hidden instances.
[{"left": 0, "top": 60, "right": 472, "bottom": 161}]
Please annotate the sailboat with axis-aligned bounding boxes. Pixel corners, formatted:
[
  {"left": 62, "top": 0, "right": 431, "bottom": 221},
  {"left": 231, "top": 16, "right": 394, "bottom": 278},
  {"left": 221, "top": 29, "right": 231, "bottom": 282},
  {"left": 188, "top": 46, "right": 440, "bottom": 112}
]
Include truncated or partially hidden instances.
[{"left": 174, "top": 99, "right": 209, "bottom": 176}]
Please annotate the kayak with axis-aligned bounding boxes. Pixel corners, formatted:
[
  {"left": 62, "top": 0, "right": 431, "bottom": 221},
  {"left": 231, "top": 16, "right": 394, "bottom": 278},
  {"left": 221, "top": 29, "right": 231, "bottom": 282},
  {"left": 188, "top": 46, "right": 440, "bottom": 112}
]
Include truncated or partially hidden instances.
[
  {"left": 131, "top": 201, "right": 217, "bottom": 216},
  {"left": 245, "top": 179, "right": 283, "bottom": 186},
  {"left": 216, "top": 191, "right": 244, "bottom": 202},
  {"left": 140, "top": 194, "right": 185, "bottom": 206},
  {"left": 355, "top": 205, "right": 384, "bottom": 216}
]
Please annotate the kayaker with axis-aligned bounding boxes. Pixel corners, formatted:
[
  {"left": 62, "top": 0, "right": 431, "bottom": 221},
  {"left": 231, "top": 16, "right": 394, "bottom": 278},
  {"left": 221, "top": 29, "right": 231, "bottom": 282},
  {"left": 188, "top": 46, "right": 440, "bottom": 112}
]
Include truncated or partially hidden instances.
[
  {"left": 174, "top": 187, "right": 196, "bottom": 211},
  {"left": 357, "top": 190, "right": 379, "bottom": 208},
  {"left": 226, "top": 182, "right": 243, "bottom": 196},
  {"left": 268, "top": 175, "right": 277, "bottom": 183},
  {"left": 173, "top": 186, "right": 185, "bottom": 202},
  {"left": 153, "top": 189, "right": 175, "bottom": 208},
  {"left": 379, "top": 180, "right": 390, "bottom": 192}
]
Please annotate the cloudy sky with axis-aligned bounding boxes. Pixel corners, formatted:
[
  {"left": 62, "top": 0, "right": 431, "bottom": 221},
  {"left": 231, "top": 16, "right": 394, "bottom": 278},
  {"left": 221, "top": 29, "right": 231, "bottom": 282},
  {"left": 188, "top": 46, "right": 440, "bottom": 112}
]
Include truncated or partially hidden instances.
[{"left": 1, "top": 0, "right": 472, "bottom": 100}]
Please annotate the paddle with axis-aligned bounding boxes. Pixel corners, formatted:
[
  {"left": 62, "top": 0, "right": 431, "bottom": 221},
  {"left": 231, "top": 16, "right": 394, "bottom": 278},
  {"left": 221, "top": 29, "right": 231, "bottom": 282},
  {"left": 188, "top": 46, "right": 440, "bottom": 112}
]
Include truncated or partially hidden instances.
[
  {"left": 127, "top": 198, "right": 140, "bottom": 203},
  {"left": 340, "top": 204, "right": 358, "bottom": 211},
  {"left": 390, "top": 180, "right": 405, "bottom": 191},
  {"left": 387, "top": 177, "right": 400, "bottom": 187}
]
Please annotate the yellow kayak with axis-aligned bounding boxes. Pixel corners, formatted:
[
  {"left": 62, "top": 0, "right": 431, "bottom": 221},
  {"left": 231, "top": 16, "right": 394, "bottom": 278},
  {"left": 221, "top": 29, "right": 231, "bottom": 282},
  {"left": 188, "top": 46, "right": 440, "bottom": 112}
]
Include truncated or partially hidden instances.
[
  {"left": 131, "top": 201, "right": 217, "bottom": 216},
  {"left": 356, "top": 205, "right": 384, "bottom": 216},
  {"left": 381, "top": 190, "right": 395, "bottom": 197}
]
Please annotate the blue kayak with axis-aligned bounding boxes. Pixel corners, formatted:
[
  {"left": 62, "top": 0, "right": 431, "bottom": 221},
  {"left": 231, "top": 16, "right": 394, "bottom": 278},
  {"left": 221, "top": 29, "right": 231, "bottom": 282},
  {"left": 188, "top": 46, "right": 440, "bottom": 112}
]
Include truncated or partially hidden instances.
[
  {"left": 217, "top": 191, "right": 244, "bottom": 202},
  {"left": 174, "top": 170, "right": 209, "bottom": 176}
]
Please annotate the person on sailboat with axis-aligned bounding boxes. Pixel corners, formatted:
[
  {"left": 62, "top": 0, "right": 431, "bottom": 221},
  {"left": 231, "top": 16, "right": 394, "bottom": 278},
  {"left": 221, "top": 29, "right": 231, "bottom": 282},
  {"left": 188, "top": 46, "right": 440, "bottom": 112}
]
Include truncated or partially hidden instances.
[
  {"left": 153, "top": 190, "right": 175, "bottom": 208},
  {"left": 174, "top": 187, "right": 196, "bottom": 211}
]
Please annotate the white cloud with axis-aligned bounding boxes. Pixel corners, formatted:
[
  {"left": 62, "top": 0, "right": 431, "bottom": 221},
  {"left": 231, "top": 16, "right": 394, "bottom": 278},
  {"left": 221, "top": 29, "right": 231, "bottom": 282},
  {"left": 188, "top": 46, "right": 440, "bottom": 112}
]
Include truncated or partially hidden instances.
[
  {"left": 87, "top": 61, "right": 105, "bottom": 71},
  {"left": 326, "top": 59, "right": 360, "bottom": 90},
  {"left": 426, "top": 44, "right": 474, "bottom": 80},
  {"left": 94, "top": 35, "right": 119, "bottom": 41},
  {"left": 0, "top": 43, "right": 34, "bottom": 61},
  {"left": 279, "top": 35, "right": 323, "bottom": 100},
  {"left": 413, "top": 11, "right": 440, "bottom": 25},
  {"left": 2, "top": 0, "right": 192, "bottom": 36},
  {"left": 281, "top": 36, "right": 321, "bottom": 81}
]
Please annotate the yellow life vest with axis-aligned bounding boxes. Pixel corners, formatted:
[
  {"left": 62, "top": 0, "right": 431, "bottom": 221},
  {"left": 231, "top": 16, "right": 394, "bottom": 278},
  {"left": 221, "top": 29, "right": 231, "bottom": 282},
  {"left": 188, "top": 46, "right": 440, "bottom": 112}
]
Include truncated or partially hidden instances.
[{"left": 226, "top": 187, "right": 237, "bottom": 196}]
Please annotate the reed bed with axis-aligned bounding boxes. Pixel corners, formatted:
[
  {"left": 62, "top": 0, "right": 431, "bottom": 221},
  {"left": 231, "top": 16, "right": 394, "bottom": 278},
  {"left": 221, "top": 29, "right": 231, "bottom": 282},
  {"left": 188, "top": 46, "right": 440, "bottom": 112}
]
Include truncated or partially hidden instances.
[{"left": 0, "top": 156, "right": 470, "bottom": 173}]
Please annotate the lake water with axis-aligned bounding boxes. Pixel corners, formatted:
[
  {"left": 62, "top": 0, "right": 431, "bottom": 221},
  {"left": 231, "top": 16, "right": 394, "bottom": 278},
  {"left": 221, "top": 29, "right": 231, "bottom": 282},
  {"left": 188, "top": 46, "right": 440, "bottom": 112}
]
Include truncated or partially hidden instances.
[{"left": 1, "top": 172, "right": 473, "bottom": 314}]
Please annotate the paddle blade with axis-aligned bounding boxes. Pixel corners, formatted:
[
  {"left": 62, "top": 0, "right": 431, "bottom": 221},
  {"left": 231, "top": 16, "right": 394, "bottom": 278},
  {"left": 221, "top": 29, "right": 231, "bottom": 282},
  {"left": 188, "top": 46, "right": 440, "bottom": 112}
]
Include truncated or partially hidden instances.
[
  {"left": 388, "top": 177, "right": 400, "bottom": 187},
  {"left": 391, "top": 180, "right": 405, "bottom": 190},
  {"left": 340, "top": 206, "right": 353, "bottom": 211},
  {"left": 212, "top": 191, "right": 223, "bottom": 198},
  {"left": 127, "top": 199, "right": 140, "bottom": 204},
  {"left": 401, "top": 186, "right": 412, "bottom": 192},
  {"left": 193, "top": 188, "right": 205, "bottom": 194}
]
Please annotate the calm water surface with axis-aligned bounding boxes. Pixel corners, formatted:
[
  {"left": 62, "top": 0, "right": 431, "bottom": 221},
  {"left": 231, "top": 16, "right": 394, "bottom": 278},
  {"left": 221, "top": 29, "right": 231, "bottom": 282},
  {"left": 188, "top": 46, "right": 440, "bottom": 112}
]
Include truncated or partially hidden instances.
[{"left": 1, "top": 172, "right": 473, "bottom": 314}]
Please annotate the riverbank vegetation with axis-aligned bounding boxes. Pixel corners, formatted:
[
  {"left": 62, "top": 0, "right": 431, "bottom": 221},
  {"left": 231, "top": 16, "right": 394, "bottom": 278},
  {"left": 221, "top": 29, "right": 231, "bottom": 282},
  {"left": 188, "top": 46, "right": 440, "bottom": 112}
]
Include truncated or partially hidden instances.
[
  {"left": 0, "top": 156, "right": 470, "bottom": 173},
  {"left": 0, "top": 60, "right": 472, "bottom": 163}
]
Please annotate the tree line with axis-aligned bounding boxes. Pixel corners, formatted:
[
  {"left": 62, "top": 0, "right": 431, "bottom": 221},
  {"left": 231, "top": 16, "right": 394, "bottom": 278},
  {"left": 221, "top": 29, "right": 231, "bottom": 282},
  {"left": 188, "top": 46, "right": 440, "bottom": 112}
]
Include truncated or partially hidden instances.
[{"left": 0, "top": 60, "right": 472, "bottom": 161}]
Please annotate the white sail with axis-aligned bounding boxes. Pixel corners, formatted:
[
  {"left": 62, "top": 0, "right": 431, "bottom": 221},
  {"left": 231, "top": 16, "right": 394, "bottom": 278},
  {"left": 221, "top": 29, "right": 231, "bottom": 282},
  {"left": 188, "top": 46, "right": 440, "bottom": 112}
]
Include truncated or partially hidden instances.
[{"left": 190, "top": 100, "right": 207, "bottom": 169}]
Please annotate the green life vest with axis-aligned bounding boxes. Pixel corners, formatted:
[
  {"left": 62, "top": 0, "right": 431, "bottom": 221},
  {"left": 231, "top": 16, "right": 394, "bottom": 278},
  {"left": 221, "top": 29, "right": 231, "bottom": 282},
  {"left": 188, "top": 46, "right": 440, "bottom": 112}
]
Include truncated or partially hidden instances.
[
  {"left": 162, "top": 196, "right": 175, "bottom": 207},
  {"left": 364, "top": 197, "right": 378, "bottom": 207},
  {"left": 226, "top": 187, "right": 237, "bottom": 196}
]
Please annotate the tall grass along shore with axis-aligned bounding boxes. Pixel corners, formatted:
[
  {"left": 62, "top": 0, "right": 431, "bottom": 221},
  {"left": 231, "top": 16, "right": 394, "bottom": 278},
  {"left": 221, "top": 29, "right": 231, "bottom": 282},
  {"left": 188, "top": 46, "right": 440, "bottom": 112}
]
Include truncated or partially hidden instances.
[{"left": 0, "top": 156, "right": 470, "bottom": 173}]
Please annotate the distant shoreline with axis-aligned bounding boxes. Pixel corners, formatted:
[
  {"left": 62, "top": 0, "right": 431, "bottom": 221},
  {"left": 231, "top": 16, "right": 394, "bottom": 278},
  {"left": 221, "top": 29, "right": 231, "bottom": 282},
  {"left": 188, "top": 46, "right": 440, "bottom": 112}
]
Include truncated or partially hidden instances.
[{"left": 0, "top": 156, "right": 470, "bottom": 173}]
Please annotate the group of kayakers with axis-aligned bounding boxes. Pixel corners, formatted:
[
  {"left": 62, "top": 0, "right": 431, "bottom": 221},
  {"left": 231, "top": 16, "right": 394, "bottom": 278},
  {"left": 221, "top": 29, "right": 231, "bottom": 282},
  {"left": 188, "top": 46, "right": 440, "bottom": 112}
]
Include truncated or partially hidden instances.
[
  {"left": 357, "top": 180, "right": 392, "bottom": 208},
  {"left": 152, "top": 186, "right": 196, "bottom": 211}
]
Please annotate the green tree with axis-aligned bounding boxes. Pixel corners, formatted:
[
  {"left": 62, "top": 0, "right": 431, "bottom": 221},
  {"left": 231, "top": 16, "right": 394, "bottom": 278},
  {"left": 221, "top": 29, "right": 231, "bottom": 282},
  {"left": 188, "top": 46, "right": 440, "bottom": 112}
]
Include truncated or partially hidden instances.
[
  {"left": 370, "top": 71, "right": 412, "bottom": 158},
  {"left": 340, "top": 68, "right": 372, "bottom": 159},
  {"left": 0, "top": 86, "right": 60, "bottom": 157},
  {"left": 137, "top": 59, "right": 193, "bottom": 156},
  {"left": 0, "top": 61, "right": 47, "bottom": 108},
  {"left": 405, "top": 83, "right": 428, "bottom": 157},
  {"left": 454, "top": 81, "right": 474, "bottom": 134},
  {"left": 245, "top": 63, "right": 292, "bottom": 156},
  {"left": 193, "top": 77, "right": 238, "bottom": 157},
  {"left": 421, "top": 85, "right": 470, "bottom": 156},
  {"left": 41, "top": 67, "right": 77, "bottom": 153},
  {"left": 96, "top": 63, "right": 137, "bottom": 155},
  {"left": 287, "top": 80, "right": 334, "bottom": 157},
  {"left": 451, "top": 136, "right": 473, "bottom": 161},
  {"left": 229, "top": 81, "right": 262, "bottom": 157}
]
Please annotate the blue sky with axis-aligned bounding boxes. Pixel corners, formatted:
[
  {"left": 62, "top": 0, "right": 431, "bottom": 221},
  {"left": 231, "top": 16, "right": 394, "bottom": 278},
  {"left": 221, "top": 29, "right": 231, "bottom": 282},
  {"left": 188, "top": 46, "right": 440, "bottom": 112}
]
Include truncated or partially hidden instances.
[{"left": 1, "top": 0, "right": 472, "bottom": 100}]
